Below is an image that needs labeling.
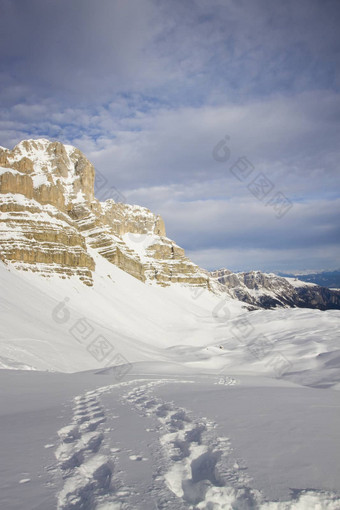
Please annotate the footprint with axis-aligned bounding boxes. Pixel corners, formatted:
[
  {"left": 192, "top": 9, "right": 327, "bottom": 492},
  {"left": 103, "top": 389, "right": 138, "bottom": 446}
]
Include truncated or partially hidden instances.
[
  {"left": 82, "top": 431, "right": 104, "bottom": 453},
  {"left": 58, "top": 455, "right": 113, "bottom": 510},
  {"left": 80, "top": 416, "right": 106, "bottom": 433},
  {"left": 58, "top": 424, "right": 80, "bottom": 443}
]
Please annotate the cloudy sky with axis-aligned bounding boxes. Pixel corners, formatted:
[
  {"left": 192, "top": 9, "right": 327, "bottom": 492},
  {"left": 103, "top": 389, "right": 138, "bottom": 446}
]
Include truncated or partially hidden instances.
[{"left": 1, "top": 0, "right": 340, "bottom": 272}]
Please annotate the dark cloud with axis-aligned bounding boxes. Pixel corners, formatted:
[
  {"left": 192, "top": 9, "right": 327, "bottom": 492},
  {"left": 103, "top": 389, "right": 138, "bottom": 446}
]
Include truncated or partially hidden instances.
[
  {"left": 0, "top": 0, "right": 169, "bottom": 101},
  {"left": 1, "top": 0, "right": 339, "bottom": 104}
]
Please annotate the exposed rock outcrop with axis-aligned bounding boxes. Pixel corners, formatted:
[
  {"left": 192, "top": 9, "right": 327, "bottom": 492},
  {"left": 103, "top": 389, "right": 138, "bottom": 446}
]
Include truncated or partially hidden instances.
[
  {"left": 211, "top": 269, "right": 340, "bottom": 310},
  {"left": 0, "top": 139, "right": 209, "bottom": 288}
]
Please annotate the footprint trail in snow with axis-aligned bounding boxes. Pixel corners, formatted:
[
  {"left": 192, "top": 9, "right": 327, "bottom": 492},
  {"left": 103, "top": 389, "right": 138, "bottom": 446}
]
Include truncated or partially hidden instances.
[
  {"left": 54, "top": 379, "right": 340, "bottom": 510},
  {"left": 123, "top": 380, "right": 262, "bottom": 509},
  {"left": 55, "top": 386, "right": 116, "bottom": 510}
]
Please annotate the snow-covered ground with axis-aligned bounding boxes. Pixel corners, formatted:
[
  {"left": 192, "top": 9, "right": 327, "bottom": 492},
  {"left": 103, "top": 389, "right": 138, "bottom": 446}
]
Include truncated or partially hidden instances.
[
  {"left": 1, "top": 254, "right": 340, "bottom": 387},
  {"left": 1, "top": 369, "right": 339, "bottom": 509},
  {"left": 1, "top": 257, "right": 340, "bottom": 509}
]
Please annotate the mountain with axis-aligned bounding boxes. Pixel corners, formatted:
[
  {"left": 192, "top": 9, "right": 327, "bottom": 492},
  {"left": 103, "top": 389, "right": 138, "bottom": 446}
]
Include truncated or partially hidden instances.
[
  {"left": 278, "top": 270, "right": 340, "bottom": 289},
  {"left": 210, "top": 269, "right": 340, "bottom": 310},
  {"left": 0, "top": 139, "right": 209, "bottom": 288}
]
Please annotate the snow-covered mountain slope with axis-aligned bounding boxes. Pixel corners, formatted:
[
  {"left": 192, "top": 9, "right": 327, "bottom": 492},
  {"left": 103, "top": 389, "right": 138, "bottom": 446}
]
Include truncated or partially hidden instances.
[
  {"left": 211, "top": 269, "right": 340, "bottom": 310},
  {"left": 0, "top": 255, "right": 240, "bottom": 373},
  {"left": 1, "top": 258, "right": 340, "bottom": 389}
]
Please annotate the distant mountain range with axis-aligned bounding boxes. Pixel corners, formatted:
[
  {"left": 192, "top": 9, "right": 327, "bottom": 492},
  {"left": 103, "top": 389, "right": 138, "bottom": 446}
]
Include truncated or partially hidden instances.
[
  {"left": 211, "top": 269, "right": 340, "bottom": 311},
  {"left": 278, "top": 270, "right": 340, "bottom": 289}
]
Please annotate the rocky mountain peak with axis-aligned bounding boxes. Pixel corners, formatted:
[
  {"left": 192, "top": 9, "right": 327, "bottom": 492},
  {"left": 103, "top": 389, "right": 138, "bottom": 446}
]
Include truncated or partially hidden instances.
[
  {"left": 0, "top": 138, "right": 95, "bottom": 211},
  {"left": 0, "top": 139, "right": 209, "bottom": 288}
]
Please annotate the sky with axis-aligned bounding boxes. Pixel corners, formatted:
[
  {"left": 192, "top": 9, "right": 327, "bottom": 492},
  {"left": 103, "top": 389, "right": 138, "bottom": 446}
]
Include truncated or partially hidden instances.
[{"left": 1, "top": 0, "right": 340, "bottom": 273}]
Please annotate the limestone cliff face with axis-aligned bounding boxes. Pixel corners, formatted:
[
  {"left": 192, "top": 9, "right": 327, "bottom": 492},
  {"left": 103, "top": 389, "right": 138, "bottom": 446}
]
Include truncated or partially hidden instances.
[
  {"left": 143, "top": 238, "right": 209, "bottom": 286},
  {"left": 0, "top": 139, "right": 209, "bottom": 288},
  {"left": 0, "top": 140, "right": 96, "bottom": 284},
  {"left": 101, "top": 201, "right": 166, "bottom": 237},
  {"left": 0, "top": 170, "right": 94, "bottom": 285}
]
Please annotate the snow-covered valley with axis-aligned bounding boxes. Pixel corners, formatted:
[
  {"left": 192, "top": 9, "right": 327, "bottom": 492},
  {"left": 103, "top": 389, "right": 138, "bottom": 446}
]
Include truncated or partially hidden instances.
[{"left": 1, "top": 256, "right": 340, "bottom": 509}]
